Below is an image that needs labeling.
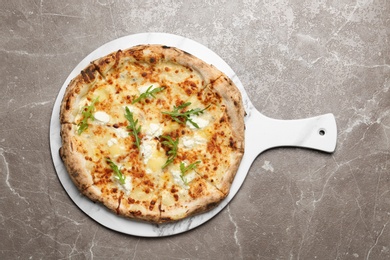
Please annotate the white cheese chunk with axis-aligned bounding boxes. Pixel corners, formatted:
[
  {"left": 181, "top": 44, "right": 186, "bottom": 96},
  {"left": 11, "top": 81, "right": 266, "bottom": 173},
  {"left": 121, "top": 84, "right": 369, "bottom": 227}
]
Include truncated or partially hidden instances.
[
  {"left": 94, "top": 111, "right": 110, "bottom": 124},
  {"left": 123, "top": 104, "right": 142, "bottom": 115},
  {"left": 182, "top": 137, "right": 195, "bottom": 149},
  {"left": 145, "top": 123, "right": 163, "bottom": 139},
  {"left": 180, "top": 134, "right": 207, "bottom": 149},
  {"left": 187, "top": 115, "right": 209, "bottom": 129},
  {"left": 183, "top": 171, "right": 196, "bottom": 184},
  {"left": 122, "top": 176, "right": 133, "bottom": 193},
  {"left": 171, "top": 169, "right": 188, "bottom": 189},
  {"left": 114, "top": 128, "right": 128, "bottom": 138},
  {"left": 107, "top": 138, "right": 118, "bottom": 147},
  {"left": 140, "top": 139, "right": 156, "bottom": 165}
]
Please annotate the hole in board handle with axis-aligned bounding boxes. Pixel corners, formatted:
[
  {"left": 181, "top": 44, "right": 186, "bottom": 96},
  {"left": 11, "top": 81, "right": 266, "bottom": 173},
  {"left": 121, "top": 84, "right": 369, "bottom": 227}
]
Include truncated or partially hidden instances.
[{"left": 319, "top": 129, "right": 326, "bottom": 136}]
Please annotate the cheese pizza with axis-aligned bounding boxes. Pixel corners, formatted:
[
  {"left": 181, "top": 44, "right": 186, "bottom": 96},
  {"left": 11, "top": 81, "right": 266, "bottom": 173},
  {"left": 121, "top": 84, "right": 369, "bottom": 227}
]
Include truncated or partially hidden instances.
[{"left": 59, "top": 44, "right": 244, "bottom": 223}]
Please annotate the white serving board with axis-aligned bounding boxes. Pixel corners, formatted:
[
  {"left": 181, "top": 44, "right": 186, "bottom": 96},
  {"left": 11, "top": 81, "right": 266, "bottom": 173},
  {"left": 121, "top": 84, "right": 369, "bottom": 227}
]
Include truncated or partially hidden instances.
[{"left": 50, "top": 32, "right": 337, "bottom": 237}]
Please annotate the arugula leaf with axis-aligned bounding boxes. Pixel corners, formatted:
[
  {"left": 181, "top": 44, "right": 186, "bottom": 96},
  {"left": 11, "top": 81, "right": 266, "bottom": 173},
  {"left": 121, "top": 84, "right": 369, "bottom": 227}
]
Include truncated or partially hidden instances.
[
  {"left": 179, "top": 161, "right": 200, "bottom": 184},
  {"left": 161, "top": 135, "right": 179, "bottom": 169},
  {"left": 180, "top": 161, "right": 201, "bottom": 174},
  {"left": 77, "top": 97, "right": 99, "bottom": 135},
  {"left": 106, "top": 158, "right": 126, "bottom": 185},
  {"left": 180, "top": 161, "right": 200, "bottom": 185},
  {"left": 124, "top": 107, "right": 141, "bottom": 149},
  {"left": 162, "top": 102, "right": 210, "bottom": 129},
  {"left": 132, "top": 85, "right": 165, "bottom": 104}
]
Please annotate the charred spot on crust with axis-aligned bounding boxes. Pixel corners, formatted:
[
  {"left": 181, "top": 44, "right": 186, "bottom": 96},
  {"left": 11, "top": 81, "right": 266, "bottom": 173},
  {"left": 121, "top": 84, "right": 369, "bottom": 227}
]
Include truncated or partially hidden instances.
[
  {"left": 133, "top": 210, "right": 142, "bottom": 216},
  {"left": 149, "top": 57, "right": 156, "bottom": 63},
  {"left": 114, "top": 50, "right": 122, "bottom": 68},
  {"left": 94, "top": 56, "right": 112, "bottom": 74},
  {"left": 160, "top": 217, "right": 171, "bottom": 222},
  {"left": 81, "top": 70, "right": 89, "bottom": 83},
  {"left": 206, "top": 202, "right": 218, "bottom": 210},
  {"left": 80, "top": 66, "right": 96, "bottom": 84},
  {"left": 128, "top": 48, "right": 145, "bottom": 61},
  {"left": 116, "top": 193, "right": 123, "bottom": 214},
  {"left": 149, "top": 200, "right": 156, "bottom": 210},
  {"left": 65, "top": 98, "right": 71, "bottom": 110},
  {"left": 229, "top": 137, "right": 237, "bottom": 149},
  {"left": 162, "top": 45, "right": 171, "bottom": 49},
  {"left": 183, "top": 50, "right": 193, "bottom": 57}
]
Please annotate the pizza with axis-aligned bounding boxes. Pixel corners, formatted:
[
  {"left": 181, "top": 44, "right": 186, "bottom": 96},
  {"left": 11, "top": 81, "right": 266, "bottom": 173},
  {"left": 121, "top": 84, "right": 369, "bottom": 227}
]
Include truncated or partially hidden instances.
[{"left": 59, "top": 44, "right": 245, "bottom": 223}]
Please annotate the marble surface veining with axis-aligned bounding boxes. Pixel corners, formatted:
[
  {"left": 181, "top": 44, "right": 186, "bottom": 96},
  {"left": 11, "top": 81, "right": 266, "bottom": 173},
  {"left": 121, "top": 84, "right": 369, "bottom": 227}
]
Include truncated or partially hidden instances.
[{"left": 1, "top": 0, "right": 389, "bottom": 259}]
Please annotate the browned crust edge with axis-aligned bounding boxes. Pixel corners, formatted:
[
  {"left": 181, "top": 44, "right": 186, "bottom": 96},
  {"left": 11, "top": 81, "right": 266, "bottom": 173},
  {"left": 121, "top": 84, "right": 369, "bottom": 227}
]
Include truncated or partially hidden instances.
[
  {"left": 159, "top": 183, "right": 226, "bottom": 223},
  {"left": 60, "top": 124, "right": 116, "bottom": 211},
  {"left": 208, "top": 75, "right": 245, "bottom": 195},
  {"left": 59, "top": 123, "right": 94, "bottom": 191},
  {"left": 60, "top": 63, "right": 101, "bottom": 124}
]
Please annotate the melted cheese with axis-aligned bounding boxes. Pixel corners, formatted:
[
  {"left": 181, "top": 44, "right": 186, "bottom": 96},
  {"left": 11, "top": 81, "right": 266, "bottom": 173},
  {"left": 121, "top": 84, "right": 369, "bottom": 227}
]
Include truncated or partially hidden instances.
[
  {"left": 93, "top": 88, "right": 109, "bottom": 101},
  {"left": 108, "top": 143, "right": 124, "bottom": 158},
  {"left": 146, "top": 150, "right": 166, "bottom": 173},
  {"left": 141, "top": 137, "right": 166, "bottom": 173}
]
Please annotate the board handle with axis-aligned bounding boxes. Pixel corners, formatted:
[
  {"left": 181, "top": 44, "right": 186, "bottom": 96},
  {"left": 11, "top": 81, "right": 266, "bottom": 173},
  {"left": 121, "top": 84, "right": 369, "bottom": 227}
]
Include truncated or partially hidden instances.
[{"left": 245, "top": 110, "right": 337, "bottom": 158}]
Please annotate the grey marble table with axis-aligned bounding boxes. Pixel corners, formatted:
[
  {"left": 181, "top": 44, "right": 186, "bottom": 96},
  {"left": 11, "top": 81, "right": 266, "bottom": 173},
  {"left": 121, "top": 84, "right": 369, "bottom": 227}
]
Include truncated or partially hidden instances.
[{"left": 1, "top": 1, "right": 389, "bottom": 259}]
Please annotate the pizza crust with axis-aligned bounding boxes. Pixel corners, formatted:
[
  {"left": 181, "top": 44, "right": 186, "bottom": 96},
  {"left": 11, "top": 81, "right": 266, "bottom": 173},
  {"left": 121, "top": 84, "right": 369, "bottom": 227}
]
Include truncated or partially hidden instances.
[
  {"left": 92, "top": 45, "right": 222, "bottom": 85},
  {"left": 60, "top": 124, "right": 94, "bottom": 191},
  {"left": 60, "top": 64, "right": 102, "bottom": 124},
  {"left": 206, "top": 75, "right": 245, "bottom": 194},
  {"left": 59, "top": 44, "right": 245, "bottom": 223}
]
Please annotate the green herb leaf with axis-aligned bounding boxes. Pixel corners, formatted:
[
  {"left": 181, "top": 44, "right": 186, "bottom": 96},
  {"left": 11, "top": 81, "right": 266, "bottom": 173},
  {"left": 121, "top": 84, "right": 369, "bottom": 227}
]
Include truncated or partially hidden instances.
[
  {"left": 179, "top": 161, "right": 200, "bottom": 184},
  {"left": 106, "top": 158, "right": 126, "bottom": 185},
  {"left": 161, "top": 135, "right": 179, "bottom": 169},
  {"left": 132, "top": 85, "right": 165, "bottom": 104},
  {"left": 162, "top": 102, "right": 210, "bottom": 129},
  {"left": 180, "top": 161, "right": 201, "bottom": 175},
  {"left": 77, "top": 97, "right": 99, "bottom": 135},
  {"left": 124, "top": 107, "right": 141, "bottom": 149}
]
